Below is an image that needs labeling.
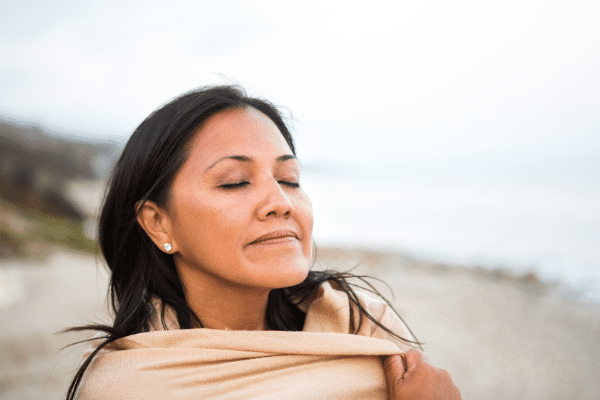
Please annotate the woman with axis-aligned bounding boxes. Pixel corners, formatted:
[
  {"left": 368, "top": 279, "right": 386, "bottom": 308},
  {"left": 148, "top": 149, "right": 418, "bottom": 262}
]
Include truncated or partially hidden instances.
[{"left": 67, "top": 85, "right": 460, "bottom": 399}]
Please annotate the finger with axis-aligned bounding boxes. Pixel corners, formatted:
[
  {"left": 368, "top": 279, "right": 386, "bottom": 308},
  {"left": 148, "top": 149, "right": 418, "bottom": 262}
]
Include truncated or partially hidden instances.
[
  {"left": 400, "top": 353, "right": 408, "bottom": 373},
  {"left": 384, "top": 354, "right": 406, "bottom": 385},
  {"left": 405, "top": 348, "right": 428, "bottom": 370}
]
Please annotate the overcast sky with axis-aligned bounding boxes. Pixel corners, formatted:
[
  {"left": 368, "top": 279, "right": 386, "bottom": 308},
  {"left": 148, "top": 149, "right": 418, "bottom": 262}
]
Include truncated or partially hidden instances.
[{"left": 1, "top": 0, "right": 598, "bottom": 166}]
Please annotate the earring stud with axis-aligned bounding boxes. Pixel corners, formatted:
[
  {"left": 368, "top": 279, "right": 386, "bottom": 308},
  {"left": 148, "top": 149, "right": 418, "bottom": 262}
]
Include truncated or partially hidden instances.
[{"left": 163, "top": 243, "right": 172, "bottom": 252}]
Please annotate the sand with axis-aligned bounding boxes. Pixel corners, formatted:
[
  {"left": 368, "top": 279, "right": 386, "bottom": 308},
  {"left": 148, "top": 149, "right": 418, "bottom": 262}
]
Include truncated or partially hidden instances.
[{"left": 1, "top": 247, "right": 599, "bottom": 400}]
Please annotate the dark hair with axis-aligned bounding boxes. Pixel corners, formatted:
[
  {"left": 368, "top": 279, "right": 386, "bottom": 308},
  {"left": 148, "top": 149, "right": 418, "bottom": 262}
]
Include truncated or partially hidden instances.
[{"left": 65, "top": 85, "right": 420, "bottom": 400}]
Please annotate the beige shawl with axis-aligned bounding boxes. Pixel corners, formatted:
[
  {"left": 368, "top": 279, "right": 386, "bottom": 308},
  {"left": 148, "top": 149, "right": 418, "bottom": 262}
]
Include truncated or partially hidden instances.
[{"left": 77, "top": 282, "right": 413, "bottom": 399}]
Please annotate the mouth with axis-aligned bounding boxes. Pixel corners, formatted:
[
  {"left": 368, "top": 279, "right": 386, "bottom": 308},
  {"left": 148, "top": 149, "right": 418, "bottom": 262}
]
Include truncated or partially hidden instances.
[{"left": 248, "top": 229, "right": 299, "bottom": 246}]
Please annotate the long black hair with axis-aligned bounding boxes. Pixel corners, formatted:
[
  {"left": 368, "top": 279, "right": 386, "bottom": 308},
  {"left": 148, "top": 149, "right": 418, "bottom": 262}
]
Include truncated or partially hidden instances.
[{"left": 65, "top": 85, "right": 420, "bottom": 400}]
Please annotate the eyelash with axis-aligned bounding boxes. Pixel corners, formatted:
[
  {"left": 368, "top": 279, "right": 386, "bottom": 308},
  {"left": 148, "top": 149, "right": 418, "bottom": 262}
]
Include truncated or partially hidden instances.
[
  {"left": 220, "top": 181, "right": 300, "bottom": 190},
  {"left": 281, "top": 181, "right": 300, "bottom": 188},
  {"left": 220, "top": 182, "right": 249, "bottom": 189}
]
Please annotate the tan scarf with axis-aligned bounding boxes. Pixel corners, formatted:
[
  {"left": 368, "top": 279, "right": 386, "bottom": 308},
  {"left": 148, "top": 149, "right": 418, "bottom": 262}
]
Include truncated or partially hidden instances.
[{"left": 77, "top": 282, "right": 413, "bottom": 399}]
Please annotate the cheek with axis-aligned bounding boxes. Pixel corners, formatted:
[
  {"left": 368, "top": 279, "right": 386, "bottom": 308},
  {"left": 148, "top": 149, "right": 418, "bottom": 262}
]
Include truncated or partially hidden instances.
[
  {"left": 302, "top": 191, "right": 314, "bottom": 223},
  {"left": 297, "top": 193, "right": 314, "bottom": 241},
  {"left": 172, "top": 195, "right": 243, "bottom": 255}
]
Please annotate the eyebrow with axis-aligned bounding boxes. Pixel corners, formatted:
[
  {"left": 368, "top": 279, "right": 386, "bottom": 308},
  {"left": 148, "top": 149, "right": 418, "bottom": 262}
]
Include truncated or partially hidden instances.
[{"left": 205, "top": 154, "right": 296, "bottom": 172}]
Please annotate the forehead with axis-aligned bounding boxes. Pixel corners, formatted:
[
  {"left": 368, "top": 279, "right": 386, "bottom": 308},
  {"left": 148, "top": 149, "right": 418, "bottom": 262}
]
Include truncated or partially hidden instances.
[{"left": 187, "top": 107, "right": 292, "bottom": 167}]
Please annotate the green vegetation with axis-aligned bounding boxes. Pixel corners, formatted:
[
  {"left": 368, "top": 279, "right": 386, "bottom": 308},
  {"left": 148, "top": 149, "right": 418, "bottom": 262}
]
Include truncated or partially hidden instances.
[{"left": 0, "top": 199, "right": 99, "bottom": 259}]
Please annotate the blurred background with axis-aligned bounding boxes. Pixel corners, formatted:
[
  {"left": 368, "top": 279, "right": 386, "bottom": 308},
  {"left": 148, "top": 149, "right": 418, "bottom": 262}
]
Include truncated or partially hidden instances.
[{"left": 0, "top": 1, "right": 599, "bottom": 399}]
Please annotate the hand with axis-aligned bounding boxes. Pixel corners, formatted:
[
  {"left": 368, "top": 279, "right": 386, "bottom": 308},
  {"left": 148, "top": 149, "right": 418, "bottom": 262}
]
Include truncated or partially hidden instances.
[{"left": 384, "top": 349, "right": 461, "bottom": 400}]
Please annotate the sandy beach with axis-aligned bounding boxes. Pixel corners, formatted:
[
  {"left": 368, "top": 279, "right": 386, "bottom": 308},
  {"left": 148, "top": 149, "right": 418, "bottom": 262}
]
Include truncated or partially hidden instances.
[{"left": 1, "top": 247, "right": 599, "bottom": 400}]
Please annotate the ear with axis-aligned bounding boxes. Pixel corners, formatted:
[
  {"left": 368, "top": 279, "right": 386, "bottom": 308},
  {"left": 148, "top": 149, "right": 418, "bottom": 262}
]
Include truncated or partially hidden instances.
[{"left": 136, "top": 200, "right": 177, "bottom": 254}]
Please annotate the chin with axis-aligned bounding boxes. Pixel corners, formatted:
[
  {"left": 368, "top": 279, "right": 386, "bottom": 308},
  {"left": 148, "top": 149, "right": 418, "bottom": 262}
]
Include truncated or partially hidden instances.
[
  {"left": 258, "top": 259, "right": 311, "bottom": 289},
  {"left": 280, "top": 266, "right": 311, "bottom": 288}
]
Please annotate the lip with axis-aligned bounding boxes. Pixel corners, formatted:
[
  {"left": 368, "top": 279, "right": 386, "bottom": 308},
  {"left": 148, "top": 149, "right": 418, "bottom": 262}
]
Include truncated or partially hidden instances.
[{"left": 247, "top": 229, "right": 299, "bottom": 246}]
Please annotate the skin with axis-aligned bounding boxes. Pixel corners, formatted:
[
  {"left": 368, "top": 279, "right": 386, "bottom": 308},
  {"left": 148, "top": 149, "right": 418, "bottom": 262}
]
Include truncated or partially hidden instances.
[
  {"left": 137, "top": 107, "right": 313, "bottom": 331},
  {"left": 137, "top": 106, "right": 461, "bottom": 397},
  {"left": 385, "top": 350, "right": 462, "bottom": 400}
]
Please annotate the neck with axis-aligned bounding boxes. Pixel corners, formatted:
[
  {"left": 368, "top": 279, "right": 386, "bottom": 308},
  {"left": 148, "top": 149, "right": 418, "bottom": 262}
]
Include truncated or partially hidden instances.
[{"left": 176, "top": 264, "right": 271, "bottom": 331}]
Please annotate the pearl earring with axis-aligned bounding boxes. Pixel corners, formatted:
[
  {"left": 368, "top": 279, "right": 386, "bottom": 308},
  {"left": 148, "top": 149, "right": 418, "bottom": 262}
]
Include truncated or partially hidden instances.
[{"left": 163, "top": 243, "right": 172, "bottom": 252}]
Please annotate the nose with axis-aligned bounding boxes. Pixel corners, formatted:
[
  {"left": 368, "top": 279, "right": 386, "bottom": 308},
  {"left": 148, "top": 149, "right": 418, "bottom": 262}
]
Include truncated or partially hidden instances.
[{"left": 257, "top": 179, "right": 294, "bottom": 220}]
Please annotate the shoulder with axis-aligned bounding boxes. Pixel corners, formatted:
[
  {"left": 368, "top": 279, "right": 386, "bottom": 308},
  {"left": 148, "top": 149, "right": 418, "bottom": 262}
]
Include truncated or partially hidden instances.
[{"left": 302, "top": 280, "right": 415, "bottom": 351}]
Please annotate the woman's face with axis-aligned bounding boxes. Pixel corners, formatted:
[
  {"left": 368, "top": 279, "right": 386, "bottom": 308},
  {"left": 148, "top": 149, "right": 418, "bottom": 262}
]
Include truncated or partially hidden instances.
[{"left": 167, "top": 107, "right": 313, "bottom": 290}]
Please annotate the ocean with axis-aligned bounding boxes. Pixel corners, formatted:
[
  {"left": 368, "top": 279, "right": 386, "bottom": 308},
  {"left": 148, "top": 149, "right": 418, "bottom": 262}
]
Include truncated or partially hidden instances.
[{"left": 301, "top": 158, "right": 600, "bottom": 303}]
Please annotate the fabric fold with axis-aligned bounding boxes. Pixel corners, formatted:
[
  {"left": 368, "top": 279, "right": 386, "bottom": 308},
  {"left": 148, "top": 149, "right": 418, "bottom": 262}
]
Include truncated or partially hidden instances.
[{"left": 77, "top": 281, "right": 414, "bottom": 399}]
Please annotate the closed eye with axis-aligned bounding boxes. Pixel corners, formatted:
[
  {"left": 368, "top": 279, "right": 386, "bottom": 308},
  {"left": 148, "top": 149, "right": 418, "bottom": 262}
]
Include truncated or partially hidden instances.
[
  {"left": 279, "top": 181, "right": 300, "bottom": 188},
  {"left": 220, "top": 181, "right": 299, "bottom": 190},
  {"left": 220, "top": 182, "right": 249, "bottom": 189}
]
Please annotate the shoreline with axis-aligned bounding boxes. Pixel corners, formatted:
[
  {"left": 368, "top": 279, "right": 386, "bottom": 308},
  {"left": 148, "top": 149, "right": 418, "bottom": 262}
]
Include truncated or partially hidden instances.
[{"left": 314, "top": 245, "right": 598, "bottom": 306}]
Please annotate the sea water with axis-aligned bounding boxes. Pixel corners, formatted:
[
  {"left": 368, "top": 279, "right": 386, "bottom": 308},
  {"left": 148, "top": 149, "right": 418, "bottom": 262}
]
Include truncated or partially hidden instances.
[{"left": 302, "top": 160, "right": 600, "bottom": 303}]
